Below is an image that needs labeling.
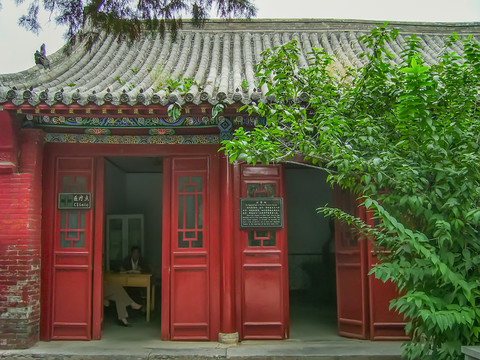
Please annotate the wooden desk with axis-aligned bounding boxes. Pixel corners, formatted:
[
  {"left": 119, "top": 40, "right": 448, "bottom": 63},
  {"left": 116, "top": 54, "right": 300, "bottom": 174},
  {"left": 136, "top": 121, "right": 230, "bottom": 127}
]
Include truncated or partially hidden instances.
[{"left": 104, "top": 272, "right": 152, "bottom": 322}]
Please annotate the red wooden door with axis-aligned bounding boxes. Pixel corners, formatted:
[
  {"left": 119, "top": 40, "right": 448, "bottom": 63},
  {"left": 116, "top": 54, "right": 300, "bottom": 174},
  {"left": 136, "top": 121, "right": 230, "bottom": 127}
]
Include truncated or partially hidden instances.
[
  {"left": 367, "top": 211, "right": 408, "bottom": 340},
  {"left": 164, "top": 156, "right": 214, "bottom": 340},
  {"left": 51, "top": 157, "right": 95, "bottom": 339},
  {"left": 334, "top": 188, "right": 369, "bottom": 339},
  {"left": 235, "top": 164, "right": 289, "bottom": 340}
]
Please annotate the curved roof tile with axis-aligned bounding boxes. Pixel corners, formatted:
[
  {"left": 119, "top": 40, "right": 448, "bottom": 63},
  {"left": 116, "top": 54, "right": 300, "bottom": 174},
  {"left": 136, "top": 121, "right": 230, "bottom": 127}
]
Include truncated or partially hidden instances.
[{"left": 1, "top": 19, "right": 480, "bottom": 107}]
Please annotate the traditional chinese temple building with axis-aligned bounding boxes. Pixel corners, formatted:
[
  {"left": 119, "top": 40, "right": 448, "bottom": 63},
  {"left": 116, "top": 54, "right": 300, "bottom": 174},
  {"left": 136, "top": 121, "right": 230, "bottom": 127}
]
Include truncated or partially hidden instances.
[{"left": 0, "top": 19, "right": 478, "bottom": 349}]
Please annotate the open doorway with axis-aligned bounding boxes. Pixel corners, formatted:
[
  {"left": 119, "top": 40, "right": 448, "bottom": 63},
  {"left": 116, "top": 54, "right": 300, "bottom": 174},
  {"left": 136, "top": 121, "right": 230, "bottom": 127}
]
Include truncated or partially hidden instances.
[
  {"left": 285, "top": 166, "right": 339, "bottom": 340},
  {"left": 102, "top": 156, "right": 163, "bottom": 339}
]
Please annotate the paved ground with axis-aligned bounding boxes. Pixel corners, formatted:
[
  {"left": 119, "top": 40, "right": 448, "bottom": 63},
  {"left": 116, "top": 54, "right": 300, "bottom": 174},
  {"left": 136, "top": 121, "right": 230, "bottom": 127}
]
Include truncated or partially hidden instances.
[
  {"left": 0, "top": 302, "right": 403, "bottom": 359},
  {"left": 0, "top": 337, "right": 403, "bottom": 360}
]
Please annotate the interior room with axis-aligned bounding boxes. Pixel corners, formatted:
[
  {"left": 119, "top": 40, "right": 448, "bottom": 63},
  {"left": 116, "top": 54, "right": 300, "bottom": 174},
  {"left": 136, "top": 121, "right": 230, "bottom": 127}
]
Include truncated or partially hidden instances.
[
  {"left": 100, "top": 159, "right": 338, "bottom": 340},
  {"left": 285, "top": 166, "right": 339, "bottom": 340},
  {"left": 102, "top": 156, "right": 163, "bottom": 339}
]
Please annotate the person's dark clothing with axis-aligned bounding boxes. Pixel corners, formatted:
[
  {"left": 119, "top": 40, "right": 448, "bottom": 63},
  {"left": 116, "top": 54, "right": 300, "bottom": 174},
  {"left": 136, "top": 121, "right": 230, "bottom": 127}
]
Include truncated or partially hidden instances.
[{"left": 121, "top": 256, "right": 150, "bottom": 273}]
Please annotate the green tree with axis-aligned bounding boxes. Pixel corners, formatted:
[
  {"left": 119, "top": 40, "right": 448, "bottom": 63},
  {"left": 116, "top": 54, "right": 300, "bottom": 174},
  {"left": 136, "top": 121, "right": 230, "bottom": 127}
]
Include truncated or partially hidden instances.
[
  {"left": 222, "top": 25, "right": 480, "bottom": 360},
  {"left": 2, "top": 0, "right": 255, "bottom": 46}
]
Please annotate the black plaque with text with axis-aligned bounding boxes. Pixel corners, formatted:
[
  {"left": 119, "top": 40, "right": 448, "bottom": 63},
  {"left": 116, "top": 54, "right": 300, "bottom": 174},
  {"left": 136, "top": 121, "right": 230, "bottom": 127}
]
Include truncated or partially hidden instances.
[
  {"left": 58, "top": 193, "right": 92, "bottom": 209},
  {"left": 240, "top": 197, "right": 284, "bottom": 229}
]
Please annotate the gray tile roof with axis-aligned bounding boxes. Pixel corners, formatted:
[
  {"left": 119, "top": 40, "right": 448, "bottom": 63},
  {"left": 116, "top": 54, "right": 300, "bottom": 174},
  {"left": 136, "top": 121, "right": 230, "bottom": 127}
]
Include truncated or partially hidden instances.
[{"left": 1, "top": 19, "right": 479, "bottom": 107}]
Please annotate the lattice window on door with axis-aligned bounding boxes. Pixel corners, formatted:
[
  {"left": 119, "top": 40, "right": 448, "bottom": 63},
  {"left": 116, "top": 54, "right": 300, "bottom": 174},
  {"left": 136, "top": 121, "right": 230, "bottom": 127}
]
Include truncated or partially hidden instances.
[
  {"left": 334, "top": 189, "right": 360, "bottom": 250},
  {"left": 60, "top": 210, "right": 86, "bottom": 248},
  {"left": 248, "top": 230, "right": 276, "bottom": 247},
  {"left": 178, "top": 176, "right": 204, "bottom": 249},
  {"left": 340, "top": 193, "right": 359, "bottom": 249},
  {"left": 246, "top": 183, "right": 277, "bottom": 247},
  {"left": 339, "top": 226, "right": 356, "bottom": 249},
  {"left": 59, "top": 175, "right": 88, "bottom": 249},
  {"left": 62, "top": 175, "right": 87, "bottom": 192},
  {"left": 247, "top": 183, "right": 276, "bottom": 198}
]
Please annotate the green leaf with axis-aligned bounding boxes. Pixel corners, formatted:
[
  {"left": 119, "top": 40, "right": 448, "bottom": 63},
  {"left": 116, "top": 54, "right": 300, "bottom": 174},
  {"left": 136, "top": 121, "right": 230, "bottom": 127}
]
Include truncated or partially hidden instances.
[{"left": 221, "top": 30, "right": 480, "bottom": 360}]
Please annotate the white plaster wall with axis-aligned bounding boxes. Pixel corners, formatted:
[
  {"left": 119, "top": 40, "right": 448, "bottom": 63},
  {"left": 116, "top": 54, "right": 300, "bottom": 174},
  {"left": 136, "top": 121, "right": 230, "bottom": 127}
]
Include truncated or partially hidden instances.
[
  {"left": 104, "top": 160, "right": 127, "bottom": 214},
  {"left": 285, "top": 168, "right": 335, "bottom": 299},
  {"left": 125, "top": 173, "right": 163, "bottom": 279},
  {"left": 286, "top": 168, "right": 333, "bottom": 255},
  {"left": 104, "top": 162, "right": 163, "bottom": 280}
]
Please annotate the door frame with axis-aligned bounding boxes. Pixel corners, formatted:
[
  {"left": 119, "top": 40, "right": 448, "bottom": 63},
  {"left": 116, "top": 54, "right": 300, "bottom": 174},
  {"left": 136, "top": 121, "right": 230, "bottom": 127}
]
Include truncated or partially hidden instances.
[
  {"left": 334, "top": 188, "right": 369, "bottom": 339},
  {"left": 233, "top": 163, "right": 289, "bottom": 340},
  {"left": 161, "top": 156, "right": 221, "bottom": 340},
  {"left": 41, "top": 143, "right": 221, "bottom": 341},
  {"left": 41, "top": 154, "right": 98, "bottom": 340}
]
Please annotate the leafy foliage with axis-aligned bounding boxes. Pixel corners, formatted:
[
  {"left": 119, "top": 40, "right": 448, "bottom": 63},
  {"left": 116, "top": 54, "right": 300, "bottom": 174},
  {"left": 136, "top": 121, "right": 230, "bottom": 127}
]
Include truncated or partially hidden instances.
[
  {"left": 3, "top": 0, "right": 256, "bottom": 48},
  {"left": 222, "top": 25, "right": 480, "bottom": 359},
  {"left": 167, "top": 101, "right": 181, "bottom": 121}
]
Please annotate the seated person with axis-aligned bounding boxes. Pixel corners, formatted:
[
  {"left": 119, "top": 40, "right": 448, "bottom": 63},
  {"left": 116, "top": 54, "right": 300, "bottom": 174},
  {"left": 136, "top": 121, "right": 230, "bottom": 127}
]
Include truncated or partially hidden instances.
[
  {"left": 104, "top": 281, "right": 143, "bottom": 327},
  {"left": 120, "top": 246, "right": 150, "bottom": 306},
  {"left": 120, "top": 246, "right": 150, "bottom": 273}
]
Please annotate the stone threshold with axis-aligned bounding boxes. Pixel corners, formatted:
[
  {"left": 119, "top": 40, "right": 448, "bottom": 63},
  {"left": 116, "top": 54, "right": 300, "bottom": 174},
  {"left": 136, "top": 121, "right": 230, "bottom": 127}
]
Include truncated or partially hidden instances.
[{"left": 0, "top": 339, "right": 402, "bottom": 359}]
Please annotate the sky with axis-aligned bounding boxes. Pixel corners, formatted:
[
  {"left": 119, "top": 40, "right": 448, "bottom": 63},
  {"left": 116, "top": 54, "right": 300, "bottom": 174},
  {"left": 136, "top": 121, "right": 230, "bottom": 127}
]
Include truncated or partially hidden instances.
[{"left": 0, "top": 0, "right": 480, "bottom": 74}]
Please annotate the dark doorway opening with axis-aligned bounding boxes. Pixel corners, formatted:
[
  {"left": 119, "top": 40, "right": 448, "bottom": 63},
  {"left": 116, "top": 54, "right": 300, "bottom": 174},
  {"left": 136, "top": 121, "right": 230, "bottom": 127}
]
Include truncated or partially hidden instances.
[
  {"left": 102, "top": 156, "right": 163, "bottom": 339},
  {"left": 285, "top": 166, "right": 339, "bottom": 340}
]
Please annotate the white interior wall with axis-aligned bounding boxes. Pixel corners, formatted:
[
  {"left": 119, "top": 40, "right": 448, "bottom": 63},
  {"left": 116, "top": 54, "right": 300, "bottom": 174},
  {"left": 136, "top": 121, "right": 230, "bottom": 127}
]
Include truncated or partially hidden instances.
[
  {"left": 104, "top": 160, "right": 163, "bottom": 279},
  {"left": 286, "top": 168, "right": 332, "bottom": 254},
  {"left": 285, "top": 168, "right": 335, "bottom": 301},
  {"left": 125, "top": 173, "right": 163, "bottom": 278},
  {"left": 104, "top": 160, "right": 126, "bottom": 214}
]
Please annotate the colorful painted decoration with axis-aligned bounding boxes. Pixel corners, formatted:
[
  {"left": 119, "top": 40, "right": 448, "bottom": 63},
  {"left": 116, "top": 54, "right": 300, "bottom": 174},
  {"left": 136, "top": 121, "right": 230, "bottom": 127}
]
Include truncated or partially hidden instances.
[
  {"left": 149, "top": 128, "right": 176, "bottom": 135},
  {"left": 84, "top": 128, "right": 111, "bottom": 135},
  {"left": 44, "top": 133, "right": 220, "bottom": 144},
  {"left": 35, "top": 116, "right": 262, "bottom": 128}
]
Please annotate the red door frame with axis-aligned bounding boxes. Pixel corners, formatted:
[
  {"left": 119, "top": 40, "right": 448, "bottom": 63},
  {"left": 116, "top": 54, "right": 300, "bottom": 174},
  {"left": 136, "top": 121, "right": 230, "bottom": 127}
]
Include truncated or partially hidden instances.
[
  {"left": 41, "top": 156, "right": 96, "bottom": 340},
  {"left": 40, "top": 142, "right": 405, "bottom": 341},
  {"left": 42, "top": 153, "right": 103, "bottom": 340},
  {"left": 161, "top": 156, "right": 221, "bottom": 340},
  {"left": 334, "top": 188, "right": 369, "bottom": 339},
  {"left": 334, "top": 189, "right": 407, "bottom": 341},
  {"left": 233, "top": 163, "right": 289, "bottom": 340},
  {"left": 366, "top": 208, "right": 408, "bottom": 340},
  {"left": 41, "top": 143, "right": 221, "bottom": 341},
  {"left": 92, "top": 158, "right": 105, "bottom": 339},
  {"left": 40, "top": 146, "right": 55, "bottom": 340}
]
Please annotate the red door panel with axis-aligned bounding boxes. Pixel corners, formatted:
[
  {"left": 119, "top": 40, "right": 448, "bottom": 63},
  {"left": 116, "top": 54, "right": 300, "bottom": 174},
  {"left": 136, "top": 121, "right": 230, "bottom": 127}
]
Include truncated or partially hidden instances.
[
  {"left": 243, "top": 264, "right": 283, "bottom": 338},
  {"left": 368, "top": 240, "right": 408, "bottom": 340},
  {"left": 169, "top": 157, "right": 211, "bottom": 340},
  {"left": 236, "top": 165, "right": 289, "bottom": 340},
  {"left": 51, "top": 157, "right": 94, "bottom": 340},
  {"left": 53, "top": 270, "right": 90, "bottom": 337},
  {"left": 334, "top": 188, "right": 368, "bottom": 339}
]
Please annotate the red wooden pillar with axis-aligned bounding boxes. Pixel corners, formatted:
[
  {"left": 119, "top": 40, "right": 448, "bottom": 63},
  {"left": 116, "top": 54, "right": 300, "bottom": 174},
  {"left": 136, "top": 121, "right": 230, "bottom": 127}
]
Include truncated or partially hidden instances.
[
  {"left": 161, "top": 158, "right": 172, "bottom": 340},
  {"left": 92, "top": 157, "right": 105, "bottom": 340},
  {"left": 40, "top": 145, "right": 55, "bottom": 341},
  {"left": 218, "top": 154, "right": 237, "bottom": 343}
]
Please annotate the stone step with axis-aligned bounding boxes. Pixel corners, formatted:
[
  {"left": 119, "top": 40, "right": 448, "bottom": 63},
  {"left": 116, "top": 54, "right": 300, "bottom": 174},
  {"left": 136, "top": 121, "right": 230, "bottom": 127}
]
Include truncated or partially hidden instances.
[{"left": 0, "top": 340, "right": 403, "bottom": 360}]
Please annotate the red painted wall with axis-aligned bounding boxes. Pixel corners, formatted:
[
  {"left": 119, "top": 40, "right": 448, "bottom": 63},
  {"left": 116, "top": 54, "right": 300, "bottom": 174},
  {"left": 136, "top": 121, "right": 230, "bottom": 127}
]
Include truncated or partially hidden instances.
[
  {"left": 0, "top": 128, "right": 44, "bottom": 349},
  {"left": 0, "top": 123, "right": 405, "bottom": 347},
  {"left": 0, "top": 111, "right": 19, "bottom": 172}
]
